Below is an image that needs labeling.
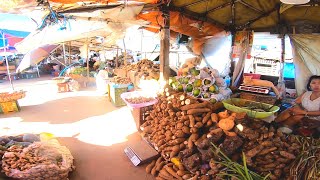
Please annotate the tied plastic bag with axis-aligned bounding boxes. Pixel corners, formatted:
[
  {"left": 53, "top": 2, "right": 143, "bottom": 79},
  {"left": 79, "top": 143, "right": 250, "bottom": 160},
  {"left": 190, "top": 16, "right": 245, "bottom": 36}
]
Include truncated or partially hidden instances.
[{"left": 2, "top": 140, "right": 75, "bottom": 180}]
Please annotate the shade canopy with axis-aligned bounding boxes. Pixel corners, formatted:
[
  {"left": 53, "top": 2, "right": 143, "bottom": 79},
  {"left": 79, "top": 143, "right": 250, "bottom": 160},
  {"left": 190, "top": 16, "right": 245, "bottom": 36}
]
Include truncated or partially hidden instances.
[{"left": 16, "top": 44, "right": 59, "bottom": 72}]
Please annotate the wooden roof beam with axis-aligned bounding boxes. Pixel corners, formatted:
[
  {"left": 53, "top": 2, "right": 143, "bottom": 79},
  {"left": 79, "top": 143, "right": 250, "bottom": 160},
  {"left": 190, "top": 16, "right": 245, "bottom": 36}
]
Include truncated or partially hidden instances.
[
  {"left": 205, "top": 0, "right": 239, "bottom": 14},
  {"left": 236, "top": 4, "right": 279, "bottom": 30},
  {"left": 169, "top": 5, "right": 228, "bottom": 30},
  {"left": 238, "top": 0, "right": 264, "bottom": 13},
  {"left": 182, "top": 0, "right": 208, "bottom": 8}
]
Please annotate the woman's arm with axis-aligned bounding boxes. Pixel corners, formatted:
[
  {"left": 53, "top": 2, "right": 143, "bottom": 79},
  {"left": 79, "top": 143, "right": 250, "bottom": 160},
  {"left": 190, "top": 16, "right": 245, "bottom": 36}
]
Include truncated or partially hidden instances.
[
  {"left": 291, "top": 107, "right": 320, "bottom": 116},
  {"left": 294, "top": 92, "right": 305, "bottom": 105}
]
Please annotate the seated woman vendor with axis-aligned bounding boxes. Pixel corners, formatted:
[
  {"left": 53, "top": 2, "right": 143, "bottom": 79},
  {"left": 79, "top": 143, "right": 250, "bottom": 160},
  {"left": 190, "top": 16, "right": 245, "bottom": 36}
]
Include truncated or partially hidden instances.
[{"left": 275, "top": 75, "right": 320, "bottom": 133}]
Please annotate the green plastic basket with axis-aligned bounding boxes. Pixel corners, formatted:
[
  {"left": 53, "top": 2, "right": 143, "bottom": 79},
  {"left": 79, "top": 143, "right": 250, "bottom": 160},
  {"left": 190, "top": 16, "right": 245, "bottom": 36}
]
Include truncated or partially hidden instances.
[{"left": 222, "top": 98, "right": 280, "bottom": 119}]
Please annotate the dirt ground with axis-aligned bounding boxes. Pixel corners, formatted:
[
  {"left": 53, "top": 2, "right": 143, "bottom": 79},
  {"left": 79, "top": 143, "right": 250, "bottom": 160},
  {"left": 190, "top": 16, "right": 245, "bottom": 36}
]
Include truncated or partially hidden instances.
[{"left": 0, "top": 75, "right": 154, "bottom": 180}]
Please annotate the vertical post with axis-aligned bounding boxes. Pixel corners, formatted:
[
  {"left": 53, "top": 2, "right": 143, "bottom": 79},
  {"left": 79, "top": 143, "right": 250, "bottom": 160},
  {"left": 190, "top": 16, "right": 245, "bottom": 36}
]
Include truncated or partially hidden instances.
[
  {"left": 62, "top": 43, "right": 66, "bottom": 65},
  {"left": 277, "top": 34, "right": 286, "bottom": 98},
  {"left": 86, "top": 40, "right": 90, "bottom": 80},
  {"left": 159, "top": 3, "right": 170, "bottom": 81},
  {"left": 1, "top": 31, "right": 14, "bottom": 90},
  {"left": 69, "top": 41, "right": 72, "bottom": 64},
  {"left": 116, "top": 47, "right": 119, "bottom": 68},
  {"left": 140, "top": 29, "right": 143, "bottom": 53},
  {"left": 230, "top": 0, "right": 236, "bottom": 86},
  {"left": 36, "top": 63, "right": 40, "bottom": 78},
  {"left": 122, "top": 39, "right": 127, "bottom": 65}
]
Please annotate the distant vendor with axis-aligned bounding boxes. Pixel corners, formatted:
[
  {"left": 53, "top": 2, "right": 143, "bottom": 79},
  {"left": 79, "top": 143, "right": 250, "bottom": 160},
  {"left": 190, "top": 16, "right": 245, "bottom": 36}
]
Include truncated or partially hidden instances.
[{"left": 96, "top": 67, "right": 113, "bottom": 94}]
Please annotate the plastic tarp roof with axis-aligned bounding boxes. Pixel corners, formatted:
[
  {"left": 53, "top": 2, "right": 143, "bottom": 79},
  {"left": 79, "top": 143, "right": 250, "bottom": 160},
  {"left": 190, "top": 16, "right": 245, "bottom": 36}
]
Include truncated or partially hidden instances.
[
  {"left": 289, "top": 34, "right": 320, "bottom": 95},
  {"left": 137, "top": 11, "right": 224, "bottom": 54},
  {"left": 3, "top": 0, "right": 319, "bottom": 32},
  {"left": 15, "top": 5, "right": 145, "bottom": 53}
]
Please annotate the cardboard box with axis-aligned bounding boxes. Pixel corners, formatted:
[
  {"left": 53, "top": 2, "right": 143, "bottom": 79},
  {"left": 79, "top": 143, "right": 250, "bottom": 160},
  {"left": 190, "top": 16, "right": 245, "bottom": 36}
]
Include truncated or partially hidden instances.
[{"left": 124, "top": 139, "right": 159, "bottom": 166}]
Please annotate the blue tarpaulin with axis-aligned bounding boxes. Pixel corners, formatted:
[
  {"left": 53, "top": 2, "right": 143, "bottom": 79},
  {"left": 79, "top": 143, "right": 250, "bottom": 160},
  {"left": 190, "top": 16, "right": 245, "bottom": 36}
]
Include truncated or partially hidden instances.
[{"left": 0, "top": 29, "right": 30, "bottom": 48}]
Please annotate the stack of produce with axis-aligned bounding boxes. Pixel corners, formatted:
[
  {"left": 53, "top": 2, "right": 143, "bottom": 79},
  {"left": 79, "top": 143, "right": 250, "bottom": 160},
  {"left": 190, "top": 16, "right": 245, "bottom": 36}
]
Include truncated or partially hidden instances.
[
  {"left": 169, "top": 67, "right": 232, "bottom": 104},
  {"left": 110, "top": 76, "right": 131, "bottom": 85},
  {"left": 178, "top": 57, "right": 201, "bottom": 75},
  {"left": 0, "top": 134, "right": 75, "bottom": 180},
  {"left": 117, "top": 59, "right": 160, "bottom": 80},
  {"left": 0, "top": 91, "right": 26, "bottom": 103},
  {"left": 69, "top": 67, "right": 87, "bottom": 76},
  {"left": 142, "top": 92, "right": 314, "bottom": 180}
]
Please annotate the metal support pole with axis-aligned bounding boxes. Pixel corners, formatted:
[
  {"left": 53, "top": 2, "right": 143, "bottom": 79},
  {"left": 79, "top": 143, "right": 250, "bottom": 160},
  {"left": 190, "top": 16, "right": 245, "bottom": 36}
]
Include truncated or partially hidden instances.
[
  {"left": 36, "top": 63, "right": 40, "bottom": 78},
  {"left": 122, "top": 39, "right": 127, "bottom": 65},
  {"left": 62, "top": 43, "right": 66, "bottom": 65},
  {"left": 1, "top": 31, "right": 14, "bottom": 90},
  {"left": 116, "top": 47, "right": 119, "bottom": 68},
  {"left": 86, "top": 40, "right": 90, "bottom": 80}
]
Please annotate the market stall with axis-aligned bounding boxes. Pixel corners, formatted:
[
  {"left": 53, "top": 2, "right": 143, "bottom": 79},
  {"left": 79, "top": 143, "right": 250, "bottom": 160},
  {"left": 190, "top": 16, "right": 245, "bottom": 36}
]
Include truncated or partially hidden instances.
[{"left": 122, "top": 85, "right": 319, "bottom": 180}]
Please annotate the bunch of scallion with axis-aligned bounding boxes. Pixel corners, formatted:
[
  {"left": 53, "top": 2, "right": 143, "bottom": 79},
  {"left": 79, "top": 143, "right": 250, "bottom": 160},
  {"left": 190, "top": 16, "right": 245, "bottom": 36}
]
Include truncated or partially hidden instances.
[{"left": 211, "top": 143, "right": 270, "bottom": 180}]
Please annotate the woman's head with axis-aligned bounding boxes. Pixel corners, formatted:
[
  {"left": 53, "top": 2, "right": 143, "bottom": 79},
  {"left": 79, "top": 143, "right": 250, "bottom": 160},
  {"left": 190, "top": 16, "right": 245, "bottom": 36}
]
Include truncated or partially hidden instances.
[{"left": 307, "top": 75, "right": 320, "bottom": 91}]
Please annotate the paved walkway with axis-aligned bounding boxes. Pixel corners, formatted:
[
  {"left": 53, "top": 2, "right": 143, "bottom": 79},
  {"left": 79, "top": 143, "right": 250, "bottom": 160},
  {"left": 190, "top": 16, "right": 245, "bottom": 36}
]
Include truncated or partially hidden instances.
[{"left": 0, "top": 76, "right": 154, "bottom": 180}]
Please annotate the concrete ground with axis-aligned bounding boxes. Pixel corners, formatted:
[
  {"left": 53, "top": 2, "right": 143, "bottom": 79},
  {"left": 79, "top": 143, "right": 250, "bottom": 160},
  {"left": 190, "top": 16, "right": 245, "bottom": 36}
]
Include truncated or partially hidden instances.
[{"left": 0, "top": 76, "right": 154, "bottom": 180}]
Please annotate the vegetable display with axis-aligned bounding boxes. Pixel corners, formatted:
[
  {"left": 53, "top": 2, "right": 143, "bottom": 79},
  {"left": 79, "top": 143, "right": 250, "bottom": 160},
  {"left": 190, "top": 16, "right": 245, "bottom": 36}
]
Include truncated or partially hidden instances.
[
  {"left": 110, "top": 77, "right": 131, "bottom": 84},
  {"left": 169, "top": 67, "right": 232, "bottom": 104},
  {"left": 141, "top": 92, "right": 315, "bottom": 180},
  {"left": 0, "top": 91, "right": 26, "bottom": 103}
]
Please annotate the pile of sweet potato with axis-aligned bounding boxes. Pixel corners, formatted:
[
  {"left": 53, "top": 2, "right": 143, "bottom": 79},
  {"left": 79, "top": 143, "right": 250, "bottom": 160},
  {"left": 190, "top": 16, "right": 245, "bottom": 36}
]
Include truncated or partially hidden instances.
[
  {"left": 235, "top": 119, "right": 301, "bottom": 179},
  {"left": 141, "top": 91, "right": 241, "bottom": 179},
  {"left": 142, "top": 91, "right": 303, "bottom": 180}
]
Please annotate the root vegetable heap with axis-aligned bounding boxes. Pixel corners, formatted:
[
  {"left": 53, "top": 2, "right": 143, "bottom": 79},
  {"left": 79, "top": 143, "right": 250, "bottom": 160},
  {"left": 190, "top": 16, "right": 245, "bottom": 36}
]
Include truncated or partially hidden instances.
[
  {"left": 142, "top": 92, "right": 304, "bottom": 180},
  {"left": 141, "top": 91, "right": 240, "bottom": 179},
  {"left": 235, "top": 119, "right": 301, "bottom": 180},
  {"left": 2, "top": 142, "right": 74, "bottom": 180}
]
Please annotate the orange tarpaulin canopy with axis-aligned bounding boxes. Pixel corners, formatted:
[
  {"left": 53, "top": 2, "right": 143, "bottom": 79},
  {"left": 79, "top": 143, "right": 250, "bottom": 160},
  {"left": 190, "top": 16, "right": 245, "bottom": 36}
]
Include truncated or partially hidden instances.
[
  {"left": 137, "top": 11, "right": 223, "bottom": 54},
  {"left": 49, "top": 0, "right": 158, "bottom": 4}
]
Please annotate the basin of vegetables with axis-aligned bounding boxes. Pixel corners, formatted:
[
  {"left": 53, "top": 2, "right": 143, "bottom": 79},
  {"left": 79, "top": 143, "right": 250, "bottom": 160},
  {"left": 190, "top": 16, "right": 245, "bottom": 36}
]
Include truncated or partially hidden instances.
[
  {"left": 222, "top": 98, "right": 280, "bottom": 119},
  {"left": 121, "top": 91, "right": 158, "bottom": 108}
]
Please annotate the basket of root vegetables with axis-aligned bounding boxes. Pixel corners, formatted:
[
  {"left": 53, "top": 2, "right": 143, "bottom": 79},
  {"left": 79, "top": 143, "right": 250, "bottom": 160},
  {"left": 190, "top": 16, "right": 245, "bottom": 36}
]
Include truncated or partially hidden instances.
[
  {"left": 121, "top": 91, "right": 158, "bottom": 108},
  {"left": 222, "top": 98, "right": 279, "bottom": 119}
]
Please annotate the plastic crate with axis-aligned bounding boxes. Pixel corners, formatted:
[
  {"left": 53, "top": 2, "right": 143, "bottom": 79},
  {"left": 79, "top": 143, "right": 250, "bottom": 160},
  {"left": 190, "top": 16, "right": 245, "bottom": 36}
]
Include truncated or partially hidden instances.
[
  {"left": 131, "top": 105, "right": 153, "bottom": 131},
  {"left": 0, "top": 101, "right": 20, "bottom": 114}
]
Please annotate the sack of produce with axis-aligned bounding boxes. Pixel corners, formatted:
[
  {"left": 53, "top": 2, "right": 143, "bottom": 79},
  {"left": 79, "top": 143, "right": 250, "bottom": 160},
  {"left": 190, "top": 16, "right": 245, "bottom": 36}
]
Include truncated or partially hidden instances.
[{"left": 2, "top": 140, "right": 74, "bottom": 180}]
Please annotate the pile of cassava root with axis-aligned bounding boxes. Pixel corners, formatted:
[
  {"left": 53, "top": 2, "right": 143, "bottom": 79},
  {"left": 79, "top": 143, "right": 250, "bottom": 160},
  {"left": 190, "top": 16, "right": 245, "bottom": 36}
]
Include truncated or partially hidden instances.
[
  {"left": 141, "top": 91, "right": 302, "bottom": 180},
  {"left": 2, "top": 141, "right": 74, "bottom": 180}
]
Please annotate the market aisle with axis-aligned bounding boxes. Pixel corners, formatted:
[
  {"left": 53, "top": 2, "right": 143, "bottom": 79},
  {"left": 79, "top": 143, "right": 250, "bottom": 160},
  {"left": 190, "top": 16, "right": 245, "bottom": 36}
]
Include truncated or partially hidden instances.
[{"left": 0, "top": 76, "right": 154, "bottom": 180}]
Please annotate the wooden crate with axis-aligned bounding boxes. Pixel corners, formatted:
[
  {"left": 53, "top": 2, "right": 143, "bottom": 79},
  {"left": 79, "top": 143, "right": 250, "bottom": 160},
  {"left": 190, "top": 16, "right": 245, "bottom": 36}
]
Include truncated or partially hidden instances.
[
  {"left": 240, "top": 92, "right": 276, "bottom": 105},
  {"left": 0, "top": 101, "right": 20, "bottom": 114},
  {"left": 131, "top": 105, "right": 153, "bottom": 131}
]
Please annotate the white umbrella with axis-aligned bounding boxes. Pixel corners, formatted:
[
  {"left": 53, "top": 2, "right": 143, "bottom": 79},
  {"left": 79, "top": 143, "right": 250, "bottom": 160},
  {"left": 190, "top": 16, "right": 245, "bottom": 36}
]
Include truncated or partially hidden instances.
[{"left": 16, "top": 44, "right": 59, "bottom": 73}]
